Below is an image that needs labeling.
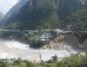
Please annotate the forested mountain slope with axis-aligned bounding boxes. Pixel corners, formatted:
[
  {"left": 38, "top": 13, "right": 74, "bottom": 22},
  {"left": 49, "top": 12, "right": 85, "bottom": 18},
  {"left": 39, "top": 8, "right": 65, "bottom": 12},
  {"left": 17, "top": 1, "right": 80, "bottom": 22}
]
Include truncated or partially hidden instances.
[
  {"left": 1, "top": 0, "right": 87, "bottom": 30},
  {"left": 59, "top": 9, "right": 87, "bottom": 31}
]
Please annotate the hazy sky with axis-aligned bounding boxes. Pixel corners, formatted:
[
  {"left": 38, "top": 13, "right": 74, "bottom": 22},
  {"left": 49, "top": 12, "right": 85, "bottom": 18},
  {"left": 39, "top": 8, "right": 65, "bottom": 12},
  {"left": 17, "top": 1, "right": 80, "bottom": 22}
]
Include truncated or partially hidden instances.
[{"left": 0, "top": 0, "right": 19, "bottom": 15}]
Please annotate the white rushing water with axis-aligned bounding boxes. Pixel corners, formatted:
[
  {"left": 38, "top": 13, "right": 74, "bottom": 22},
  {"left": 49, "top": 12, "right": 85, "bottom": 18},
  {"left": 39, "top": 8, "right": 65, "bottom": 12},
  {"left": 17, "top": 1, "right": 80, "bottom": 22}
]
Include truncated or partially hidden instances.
[{"left": 0, "top": 40, "right": 78, "bottom": 62}]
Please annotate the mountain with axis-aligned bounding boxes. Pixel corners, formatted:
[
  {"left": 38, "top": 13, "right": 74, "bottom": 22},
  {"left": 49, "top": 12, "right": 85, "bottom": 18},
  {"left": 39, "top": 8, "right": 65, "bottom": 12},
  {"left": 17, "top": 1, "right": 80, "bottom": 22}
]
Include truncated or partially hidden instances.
[
  {"left": 59, "top": 9, "right": 87, "bottom": 31},
  {"left": 1, "top": 0, "right": 59, "bottom": 30},
  {"left": 58, "top": 0, "right": 87, "bottom": 19},
  {"left": 1, "top": 0, "right": 87, "bottom": 30},
  {"left": 0, "top": 12, "right": 3, "bottom": 20}
]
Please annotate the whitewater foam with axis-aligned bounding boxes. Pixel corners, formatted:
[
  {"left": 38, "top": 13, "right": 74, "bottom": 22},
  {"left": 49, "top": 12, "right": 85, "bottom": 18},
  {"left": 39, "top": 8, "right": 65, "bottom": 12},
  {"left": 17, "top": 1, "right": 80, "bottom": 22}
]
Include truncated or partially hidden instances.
[
  {"left": 4, "top": 40, "right": 29, "bottom": 50},
  {"left": 0, "top": 40, "right": 78, "bottom": 62}
]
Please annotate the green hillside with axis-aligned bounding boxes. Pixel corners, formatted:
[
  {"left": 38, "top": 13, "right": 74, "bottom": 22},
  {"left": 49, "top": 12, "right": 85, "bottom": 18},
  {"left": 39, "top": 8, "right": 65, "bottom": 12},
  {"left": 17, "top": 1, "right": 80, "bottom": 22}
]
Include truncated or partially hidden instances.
[
  {"left": 1, "top": 0, "right": 87, "bottom": 30},
  {"left": 58, "top": 9, "right": 87, "bottom": 31},
  {"left": 4, "top": 0, "right": 60, "bottom": 30}
]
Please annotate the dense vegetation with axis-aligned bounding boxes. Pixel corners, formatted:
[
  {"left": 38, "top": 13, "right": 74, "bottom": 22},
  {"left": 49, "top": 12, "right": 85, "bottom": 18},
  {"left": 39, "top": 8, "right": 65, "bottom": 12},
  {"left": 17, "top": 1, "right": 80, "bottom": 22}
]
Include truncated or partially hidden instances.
[
  {"left": 57, "top": 0, "right": 87, "bottom": 19},
  {"left": 59, "top": 9, "right": 87, "bottom": 31},
  {"left": 0, "top": 55, "right": 87, "bottom": 67}
]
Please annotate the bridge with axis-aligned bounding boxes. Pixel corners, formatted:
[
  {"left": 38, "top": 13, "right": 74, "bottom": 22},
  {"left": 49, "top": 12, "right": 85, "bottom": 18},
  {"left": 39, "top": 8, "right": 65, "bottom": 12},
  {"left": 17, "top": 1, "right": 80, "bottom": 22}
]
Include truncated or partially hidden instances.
[
  {"left": 0, "top": 29, "right": 87, "bottom": 42},
  {"left": 0, "top": 29, "right": 87, "bottom": 33}
]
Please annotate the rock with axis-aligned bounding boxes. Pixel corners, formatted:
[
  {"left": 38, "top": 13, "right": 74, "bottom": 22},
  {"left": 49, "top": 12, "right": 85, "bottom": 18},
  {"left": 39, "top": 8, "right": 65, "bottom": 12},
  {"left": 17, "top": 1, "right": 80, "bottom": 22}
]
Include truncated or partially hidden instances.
[{"left": 78, "top": 51, "right": 87, "bottom": 56}]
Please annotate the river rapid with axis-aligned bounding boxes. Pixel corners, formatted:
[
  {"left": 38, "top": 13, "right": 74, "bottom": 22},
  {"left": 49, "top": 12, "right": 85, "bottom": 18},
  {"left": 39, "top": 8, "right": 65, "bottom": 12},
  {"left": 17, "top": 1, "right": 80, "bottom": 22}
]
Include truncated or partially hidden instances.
[{"left": 0, "top": 39, "right": 78, "bottom": 63}]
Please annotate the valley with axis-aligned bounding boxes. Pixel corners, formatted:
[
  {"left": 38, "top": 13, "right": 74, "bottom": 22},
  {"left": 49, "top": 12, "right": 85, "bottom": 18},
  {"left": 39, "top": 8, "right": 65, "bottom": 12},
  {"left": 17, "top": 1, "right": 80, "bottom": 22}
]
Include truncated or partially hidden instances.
[{"left": 0, "top": 0, "right": 87, "bottom": 67}]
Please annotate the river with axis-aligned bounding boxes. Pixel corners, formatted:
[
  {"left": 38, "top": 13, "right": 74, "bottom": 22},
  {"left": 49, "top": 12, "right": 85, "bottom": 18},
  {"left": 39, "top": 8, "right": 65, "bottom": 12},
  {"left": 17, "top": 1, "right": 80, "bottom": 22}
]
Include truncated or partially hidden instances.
[{"left": 0, "top": 39, "right": 79, "bottom": 63}]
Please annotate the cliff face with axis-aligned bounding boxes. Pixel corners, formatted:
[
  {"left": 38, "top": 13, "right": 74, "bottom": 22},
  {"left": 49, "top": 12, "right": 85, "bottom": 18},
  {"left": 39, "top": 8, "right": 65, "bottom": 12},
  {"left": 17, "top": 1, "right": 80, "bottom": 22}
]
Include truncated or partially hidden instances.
[
  {"left": 43, "top": 32, "right": 87, "bottom": 49},
  {"left": 1, "top": 0, "right": 87, "bottom": 30},
  {"left": 49, "top": 35, "right": 80, "bottom": 49}
]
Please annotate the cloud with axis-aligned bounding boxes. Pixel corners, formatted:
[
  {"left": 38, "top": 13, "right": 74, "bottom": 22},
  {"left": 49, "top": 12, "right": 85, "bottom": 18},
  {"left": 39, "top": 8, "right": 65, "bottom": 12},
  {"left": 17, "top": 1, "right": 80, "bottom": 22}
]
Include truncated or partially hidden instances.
[{"left": 0, "top": 0, "right": 19, "bottom": 14}]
